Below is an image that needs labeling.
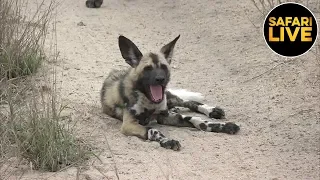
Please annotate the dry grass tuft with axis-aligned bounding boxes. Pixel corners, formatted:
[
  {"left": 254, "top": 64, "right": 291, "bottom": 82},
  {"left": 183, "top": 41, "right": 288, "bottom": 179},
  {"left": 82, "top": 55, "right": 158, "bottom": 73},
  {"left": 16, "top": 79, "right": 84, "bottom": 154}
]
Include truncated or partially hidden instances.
[
  {"left": 250, "top": 0, "right": 320, "bottom": 18},
  {"left": 0, "top": 0, "right": 54, "bottom": 79},
  {"left": 0, "top": 0, "right": 92, "bottom": 176}
]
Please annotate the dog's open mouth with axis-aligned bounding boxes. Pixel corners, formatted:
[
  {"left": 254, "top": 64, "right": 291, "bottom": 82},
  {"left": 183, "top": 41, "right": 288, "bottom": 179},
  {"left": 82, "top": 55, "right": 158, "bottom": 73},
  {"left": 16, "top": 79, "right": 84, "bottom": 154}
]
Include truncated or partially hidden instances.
[{"left": 149, "top": 85, "right": 164, "bottom": 103}]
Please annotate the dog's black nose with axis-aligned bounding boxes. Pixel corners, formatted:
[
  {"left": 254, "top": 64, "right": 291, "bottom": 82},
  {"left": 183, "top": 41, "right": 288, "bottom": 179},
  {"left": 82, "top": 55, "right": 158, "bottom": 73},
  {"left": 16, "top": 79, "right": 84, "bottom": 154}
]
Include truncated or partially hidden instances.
[{"left": 155, "top": 76, "right": 165, "bottom": 83}]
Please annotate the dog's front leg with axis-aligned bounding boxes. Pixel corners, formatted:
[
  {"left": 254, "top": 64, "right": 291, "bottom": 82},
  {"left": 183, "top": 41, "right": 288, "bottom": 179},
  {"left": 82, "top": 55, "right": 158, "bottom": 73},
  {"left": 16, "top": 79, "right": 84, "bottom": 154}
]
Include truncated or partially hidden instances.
[{"left": 121, "top": 110, "right": 181, "bottom": 151}]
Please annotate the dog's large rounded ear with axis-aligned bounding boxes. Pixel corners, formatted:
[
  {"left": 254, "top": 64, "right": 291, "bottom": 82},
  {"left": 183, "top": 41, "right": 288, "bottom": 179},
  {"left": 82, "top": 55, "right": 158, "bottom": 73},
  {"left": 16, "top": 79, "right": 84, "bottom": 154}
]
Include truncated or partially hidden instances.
[
  {"left": 160, "top": 35, "right": 180, "bottom": 64},
  {"left": 118, "top": 36, "right": 143, "bottom": 67}
]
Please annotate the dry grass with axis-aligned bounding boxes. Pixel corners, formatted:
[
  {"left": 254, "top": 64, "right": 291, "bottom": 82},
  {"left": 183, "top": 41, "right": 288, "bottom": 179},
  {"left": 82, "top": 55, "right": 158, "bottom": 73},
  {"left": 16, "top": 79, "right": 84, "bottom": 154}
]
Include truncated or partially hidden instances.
[
  {"left": 1, "top": 81, "right": 91, "bottom": 173},
  {"left": 249, "top": 0, "right": 306, "bottom": 17},
  {"left": 0, "top": 0, "right": 91, "bottom": 177},
  {"left": 316, "top": 38, "right": 320, "bottom": 65},
  {"left": 0, "top": 0, "right": 53, "bottom": 79},
  {"left": 250, "top": 0, "right": 320, "bottom": 18}
]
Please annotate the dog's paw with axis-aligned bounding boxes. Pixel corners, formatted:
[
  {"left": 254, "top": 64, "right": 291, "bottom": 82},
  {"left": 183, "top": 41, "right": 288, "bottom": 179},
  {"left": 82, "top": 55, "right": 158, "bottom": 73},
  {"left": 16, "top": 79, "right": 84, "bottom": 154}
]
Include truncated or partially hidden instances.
[
  {"left": 86, "top": 0, "right": 103, "bottom": 8},
  {"left": 94, "top": 0, "right": 103, "bottom": 8},
  {"left": 169, "top": 107, "right": 180, "bottom": 113},
  {"left": 160, "top": 139, "right": 181, "bottom": 151},
  {"left": 208, "top": 107, "right": 225, "bottom": 119},
  {"left": 85, "top": 0, "right": 95, "bottom": 8},
  {"left": 221, "top": 122, "right": 240, "bottom": 134}
]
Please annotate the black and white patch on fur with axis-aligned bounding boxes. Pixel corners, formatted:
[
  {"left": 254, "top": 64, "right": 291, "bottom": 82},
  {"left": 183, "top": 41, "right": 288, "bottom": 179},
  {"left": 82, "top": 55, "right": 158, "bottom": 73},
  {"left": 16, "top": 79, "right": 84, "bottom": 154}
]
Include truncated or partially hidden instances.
[
  {"left": 197, "top": 104, "right": 226, "bottom": 119},
  {"left": 129, "top": 91, "right": 168, "bottom": 125},
  {"left": 147, "top": 128, "right": 181, "bottom": 151},
  {"left": 130, "top": 91, "right": 168, "bottom": 113},
  {"left": 180, "top": 115, "right": 239, "bottom": 134}
]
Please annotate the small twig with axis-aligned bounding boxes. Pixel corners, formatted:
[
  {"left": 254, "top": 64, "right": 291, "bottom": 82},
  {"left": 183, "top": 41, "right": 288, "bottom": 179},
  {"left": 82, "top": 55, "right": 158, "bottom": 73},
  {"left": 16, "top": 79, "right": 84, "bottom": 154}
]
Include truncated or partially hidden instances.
[
  {"left": 244, "top": 9, "right": 260, "bottom": 30},
  {"left": 242, "top": 58, "right": 296, "bottom": 83},
  {"left": 93, "top": 165, "right": 111, "bottom": 180},
  {"left": 44, "top": 159, "right": 84, "bottom": 180},
  {"left": 146, "top": 153, "right": 167, "bottom": 179},
  {"left": 18, "top": 169, "right": 26, "bottom": 180},
  {"left": 103, "top": 133, "right": 120, "bottom": 180},
  {"left": 76, "top": 167, "right": 80, "bottom": 180},
  {"left": 250, "top": 0, "right": 264, "bottom": 16},
  {"left": 84, "top": 174, "right": 93, "bottom": 180},
  {"left": 242, "top": 63, "right": 282, "bottom": 83},
  {"left": 90, "top": 150, "right": 104, "bottom": 166}
]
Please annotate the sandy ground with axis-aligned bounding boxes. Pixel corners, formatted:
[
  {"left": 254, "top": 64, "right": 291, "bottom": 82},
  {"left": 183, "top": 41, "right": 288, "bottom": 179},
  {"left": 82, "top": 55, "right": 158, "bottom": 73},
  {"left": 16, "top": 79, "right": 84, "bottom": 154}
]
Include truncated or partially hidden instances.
[{"left": 5, "top": 0, "right": 320, "bottom": 179}]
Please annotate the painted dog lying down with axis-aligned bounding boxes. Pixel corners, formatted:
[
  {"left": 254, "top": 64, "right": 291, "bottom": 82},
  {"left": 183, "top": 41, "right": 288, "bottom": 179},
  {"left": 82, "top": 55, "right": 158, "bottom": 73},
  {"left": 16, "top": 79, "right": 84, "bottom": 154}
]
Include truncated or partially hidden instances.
[{"left": 100, "top": 35, "right": 240, "bottom": 151}]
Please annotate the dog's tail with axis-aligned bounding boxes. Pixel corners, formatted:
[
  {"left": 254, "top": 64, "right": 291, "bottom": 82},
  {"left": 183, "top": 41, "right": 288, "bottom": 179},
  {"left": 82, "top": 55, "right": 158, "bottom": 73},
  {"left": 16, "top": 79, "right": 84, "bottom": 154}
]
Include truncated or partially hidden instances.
[{"left": 167, "top": 88, "right": 204, "bottom": 102}]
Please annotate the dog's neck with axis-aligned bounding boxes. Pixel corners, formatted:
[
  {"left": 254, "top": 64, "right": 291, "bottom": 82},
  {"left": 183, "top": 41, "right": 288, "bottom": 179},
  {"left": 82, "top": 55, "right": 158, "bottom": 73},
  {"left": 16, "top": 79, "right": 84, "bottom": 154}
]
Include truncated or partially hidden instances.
[{"left": 129, "top": 90, "right": 167, "bottom": 115}]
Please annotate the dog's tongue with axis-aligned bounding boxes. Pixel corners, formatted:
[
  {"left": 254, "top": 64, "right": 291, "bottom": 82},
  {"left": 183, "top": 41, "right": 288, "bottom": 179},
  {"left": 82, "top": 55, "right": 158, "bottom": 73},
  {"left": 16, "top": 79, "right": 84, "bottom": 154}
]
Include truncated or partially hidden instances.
[{"left": 150, "top": 85, "right": 163, "bottom": 102}]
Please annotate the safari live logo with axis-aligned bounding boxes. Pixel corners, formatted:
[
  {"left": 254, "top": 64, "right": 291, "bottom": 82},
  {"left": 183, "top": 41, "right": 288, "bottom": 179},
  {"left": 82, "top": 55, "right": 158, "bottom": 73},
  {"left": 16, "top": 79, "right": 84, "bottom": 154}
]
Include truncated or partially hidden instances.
[{"left": 263, "top": 2, "right": 318, "bottom": 57}]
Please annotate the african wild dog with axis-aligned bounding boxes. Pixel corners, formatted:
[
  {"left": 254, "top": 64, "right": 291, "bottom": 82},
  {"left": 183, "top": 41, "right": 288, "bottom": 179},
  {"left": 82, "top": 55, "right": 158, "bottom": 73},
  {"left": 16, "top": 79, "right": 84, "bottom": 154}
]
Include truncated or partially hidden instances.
[
  {"left": 100, "top": 35, "right": 240, "bottom": 151},
  {"left": 85, "top": 0, "right": 103, "bottom": 8}
]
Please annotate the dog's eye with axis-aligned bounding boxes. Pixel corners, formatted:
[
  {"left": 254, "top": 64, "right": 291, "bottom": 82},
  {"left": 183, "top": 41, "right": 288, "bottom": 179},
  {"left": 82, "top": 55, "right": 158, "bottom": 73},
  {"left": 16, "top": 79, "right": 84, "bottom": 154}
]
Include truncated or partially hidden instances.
[
  {"left": 144, "top": 65, "right": 153, "bottom": 71},
  {"left": 160, "top": 64, "right": 168, "bottom": 70}
]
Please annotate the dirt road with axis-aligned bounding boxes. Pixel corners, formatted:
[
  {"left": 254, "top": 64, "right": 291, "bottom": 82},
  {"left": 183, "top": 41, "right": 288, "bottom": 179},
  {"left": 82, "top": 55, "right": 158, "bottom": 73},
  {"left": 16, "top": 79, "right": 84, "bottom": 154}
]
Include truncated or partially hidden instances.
[{"left": 19, "top": 0, "right": 320, "bottom": 179}]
